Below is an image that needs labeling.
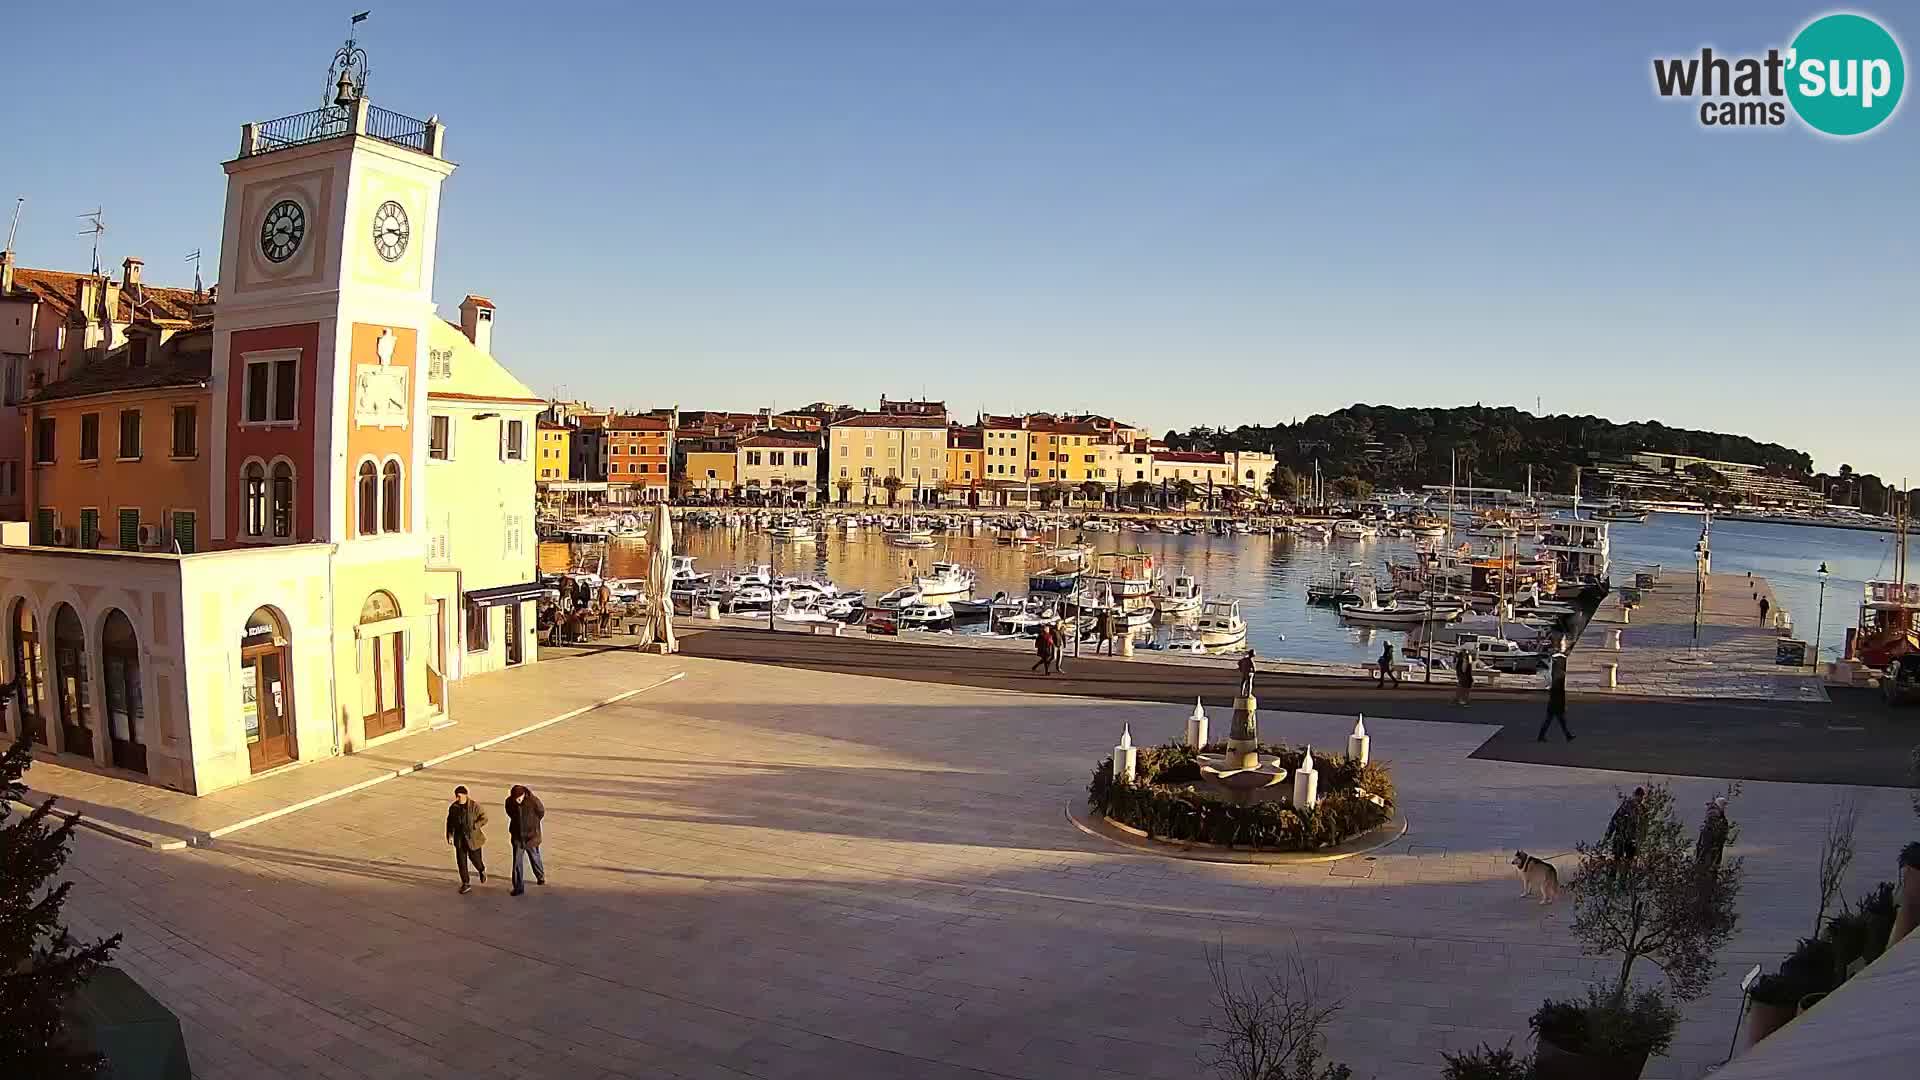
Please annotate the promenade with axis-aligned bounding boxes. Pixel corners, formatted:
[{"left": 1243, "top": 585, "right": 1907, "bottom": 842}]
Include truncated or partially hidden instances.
[{"left": 46, "top": 647, "right": 1919, "bottom": 1080}]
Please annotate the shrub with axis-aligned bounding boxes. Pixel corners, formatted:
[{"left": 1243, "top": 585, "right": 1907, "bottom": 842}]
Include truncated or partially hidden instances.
[
  {"left": 1439, "top": 1040, "right": 1535, "bottom": 1079},
  {"left": 1199, "top": 942, "right": 1354, "bottom": 1080},
  {"left": 1529, "top": 985, "right": 1678, "bottom": 1060},
  {"left": 1087, "top": 741, "right": 1394, "bottom": 852}
]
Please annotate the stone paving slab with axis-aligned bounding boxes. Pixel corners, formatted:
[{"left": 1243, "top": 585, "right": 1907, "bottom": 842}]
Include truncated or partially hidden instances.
[
  {"left": 17, "top": 659, "right": 685, "bottom": 844},
  {"left": 1567, "top": 571, "right": 1826, "bottom": 702},
  {"left": 53, "top": 651, "right": 1918, "bottom": 1080}
]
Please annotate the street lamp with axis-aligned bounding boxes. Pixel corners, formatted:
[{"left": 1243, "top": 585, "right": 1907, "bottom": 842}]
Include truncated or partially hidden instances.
[{"left": 1812, "top": 561, "right": 1830, "bottom": 670}]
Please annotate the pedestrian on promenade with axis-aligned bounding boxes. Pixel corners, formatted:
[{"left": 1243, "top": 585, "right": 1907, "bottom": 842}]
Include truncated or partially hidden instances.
[
  {"left": 1237, "top": 650, "right": 1256, "bottom": 699},
  {"left": 446, "top": 786, "right": 489, "bottom": 894},
  {"left": 1453, "top": 646, "right": 1474, "bottom": 707},
  {"left": 1376, "top": 641, "right": 1400, "bottom": 687},
  {"left": 1605, "top": 787, "right": 1646, "bottom": 881},
  {"left": 1759, "top": 596, "right": 1771, "bottom": 624},
  {"left": 1096, "top": 608, "right": 1114, "bottom": 656},
  {"left": 506, "top": 784, "right": 547, "bottom": 896},
  {"left": 1537, "top": 647, "right": 1573, "bottom": 741},
  {"left": 1032, "top": 624, "right": 1055, "bottom": 674}
]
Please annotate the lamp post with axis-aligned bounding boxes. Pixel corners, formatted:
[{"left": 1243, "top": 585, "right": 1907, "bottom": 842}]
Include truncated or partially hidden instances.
[{"left": 1812, "top": 561, "right": 1830, "bottom": 670}]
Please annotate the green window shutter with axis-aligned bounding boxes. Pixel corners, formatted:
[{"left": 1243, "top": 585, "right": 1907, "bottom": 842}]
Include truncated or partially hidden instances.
[
  {"left": 171, "top": 511, "right": 196, "bottom": 554},
  {"left": 78, "top": 509, "right": 99, "bottom": 549},
  {"left": 118, "top": 509, "right": 140, "bottom": 550},
  {"left": 34, "top": 508, "right": 53, "bottom": 544}
]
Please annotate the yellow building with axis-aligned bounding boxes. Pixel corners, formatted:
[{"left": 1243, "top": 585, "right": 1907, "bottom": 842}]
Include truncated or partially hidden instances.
[
  {"left": 535, "top": 420, "right": 569, "bottom": 484},
  {"left": 681, "top": 449, "right": 736, "bottom": 498},
  {"left": 947, "top": 428, "right": 983, "bottom": 506},
  {"left": 980, "top": 415, "right": 1117, "bottom": 505},
  {"left": 828, "top": 414, "right": 947, "bottom": 505},
  {"left": 736, "top": 433, "right": 816, "bottom": 503}
]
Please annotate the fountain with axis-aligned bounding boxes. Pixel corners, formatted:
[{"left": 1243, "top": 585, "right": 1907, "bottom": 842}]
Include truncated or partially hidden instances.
[{"left": 1195, "top": 689, "right": 1288, "bottom": 804}]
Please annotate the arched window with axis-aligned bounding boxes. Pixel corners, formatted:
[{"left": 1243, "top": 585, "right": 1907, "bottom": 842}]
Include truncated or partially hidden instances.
[
  {"left": 381, "top": 460, "right": 402, "bottom": 533},
  {"left": 357, "top": 461, "right": 378, "bottom": 536},
  {"left": 243, "top": 461, "right": 267, "bottom": 537},
  {"left": 271, "top": 462, "right": 294, "bottom": 539},
  {"left": 102, "top": 610, "right": 145, "bottom": 773}
]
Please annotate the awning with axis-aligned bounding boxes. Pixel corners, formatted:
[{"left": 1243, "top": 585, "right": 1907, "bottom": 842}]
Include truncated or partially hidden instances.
[{"left": 466, "top": 581, "right": 547, "bottom": 608}]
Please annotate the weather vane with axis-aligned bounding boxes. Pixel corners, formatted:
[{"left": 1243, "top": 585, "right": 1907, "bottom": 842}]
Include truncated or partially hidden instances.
[{"left": 326, "top": 11, "right": 372, "bottom": 109}]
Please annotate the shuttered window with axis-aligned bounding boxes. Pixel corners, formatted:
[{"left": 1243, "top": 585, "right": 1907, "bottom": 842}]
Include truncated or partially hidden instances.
[
  {"left": 118, "top": 509, "right": 140, "bottom": 550},
  {"left": 171, "top": 511, "right": 197, "bottom": 554}
]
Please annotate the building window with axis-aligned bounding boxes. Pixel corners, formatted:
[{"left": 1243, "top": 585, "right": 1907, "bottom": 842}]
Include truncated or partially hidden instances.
[
  {"left": 429, "top": 414, "right": 451, "bottom": 459},
  {"left": 117, "top": 508, "right": 140, "bottom": 550},
  {"left": 172, "top": 406, "right": 197, "bottom": 457},
  {"left": 271, "top": 462, "right": 294, "bottom": 538},
  {"left": 171, "top": 510, "right": 196, "bottom": 554},
  {"left": 795, "top": 452, "right": 808, "bottom": 466},
  {"left": 34, "top": 418, "right": 55, "bottom": 464},
  {"left": 746, "top": 451, "right": 762, "bottom": 466},
  {"left": 357, "top": 461, "right": 378, "bottom": 536},
  {"left": 840, "top": 445, "right": 848, "bottom": 457},
  {"left": 865, "top": 446, "right": 873, "bottom": 458},
  {"left": 243, "top": 462, "right": 267, "bottom": 537},
  {"left": 79, "top": 508, "right": 99, "bottom": 549},
  {"left": 243, "top": 355, "right": 298, "bottom": 424},
  {"left": 504, "top": 419, "right": 524, "bottom": 460},
  {"left": 80, "top": 414, "right": 100, "bottom": 462},
  {"left": 118, "top": 410, "right": 142, "bottom": 460},
  {"left": 466, "top": 602, "right": 491, "bottom": 653},
  {"left": 381, "top": 461, "right": 402, "bottom": 533},
  {"left": 770, "top": 451, "right": 785, "bottom": 466}
]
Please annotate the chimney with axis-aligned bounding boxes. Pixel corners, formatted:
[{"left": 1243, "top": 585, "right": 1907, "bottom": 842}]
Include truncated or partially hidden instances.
[
  {"left": 458, "top": 295, "right": 495, "bottom": 354},
  {"left": 0, "top": 249, "right": 13, "bottom": 294},
  {"left": 122, "top": 256, "right": 142, "bottom": 288}
]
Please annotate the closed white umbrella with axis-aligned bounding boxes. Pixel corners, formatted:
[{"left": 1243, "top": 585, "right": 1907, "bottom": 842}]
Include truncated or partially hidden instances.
[{"left": 643, "top": 503, "right": 677, "bottom": 653}]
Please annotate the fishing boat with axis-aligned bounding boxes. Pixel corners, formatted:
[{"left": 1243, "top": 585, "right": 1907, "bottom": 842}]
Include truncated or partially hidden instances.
[
  {"left": 1412, "top": 633, "right": 1547, "bottom": 673},
  {"left": 885, "top": 524, "right": 937, "bottom": 548},
  {"left": 989, "top": 595, "right": 1060, "bottom": 637},
  {"left": 1847, "top": 517, "right": 1919, "bottom": 667},
  {"left": 1332, "top": 519, "right": 1376, "bottom": 540},
  {"left": 915, "top": 561, "right": 976, "bottom": 600},
  {"left": 1156, "top": 572, "right": 1204, "bottom": 616},
  {"left": 1340, "top": 591, "right": 1456, "bottom": 626},
  {"left": 1537, "top": 518, "right": 1610, "bottom": 597},
  {"left": 766, "top": 518, "right": 816, "bottom": 542},
  {"left": 1306, "top": 562, "right": 1372, "bottom": 606},
  {"left": 1594, "top": 504, "right": 1649, "bottom": 523},
  {"left": 1194, "top": 598, "right": 1247, "bottom": 646},
  {"left": 950, "top": 592, "right": 1009, "bottom": 621},
  {"left": 897, "top": 600, "right": 955, "bottom": 631},
  {"left": 668, "top": 555, "right": 710, "bottom": 587},
  {"left": 874, "top": 583, "right": 924, "bottom": 608}
]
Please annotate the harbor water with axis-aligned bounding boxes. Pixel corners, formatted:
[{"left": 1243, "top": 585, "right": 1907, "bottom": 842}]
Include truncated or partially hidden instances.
[{"left": 542, "top": 513, "right": 1913, "bottom": 666}]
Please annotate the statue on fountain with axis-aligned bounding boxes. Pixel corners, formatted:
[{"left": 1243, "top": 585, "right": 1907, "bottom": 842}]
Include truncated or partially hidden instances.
[{"left": 1237, "top": 650, "right": 1256, "bottom": 700}]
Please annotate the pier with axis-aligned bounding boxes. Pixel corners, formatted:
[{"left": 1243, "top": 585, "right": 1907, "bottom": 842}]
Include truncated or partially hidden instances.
[{"left": 1565, "top": 568, "right": 1825, "bottom": 701}]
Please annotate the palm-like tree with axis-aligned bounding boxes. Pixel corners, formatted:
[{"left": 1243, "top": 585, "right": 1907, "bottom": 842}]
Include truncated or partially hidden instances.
[
  {"left": 882, "top": 474, "right": 903, "bottom": 506},
  {"left": 835, "top": 478, "right": 852, "bottom": 504},
  {"left": 1079, "top": 480, "right": 1105, "bottom": 508},
  {"left": 1127, "top": 480, "right": 1153, "bottom": 509},
  {"left": 1172, "top": 478, "right": 1197, "bottom": 508}
]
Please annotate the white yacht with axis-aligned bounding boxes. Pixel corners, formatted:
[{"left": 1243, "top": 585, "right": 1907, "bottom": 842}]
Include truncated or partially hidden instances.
[
  {"left": 1537, "top": 517, "right": 1611, "bottom": 596},
  {"left": 1194, "top": 598, "right": 1247, "bottom": 646},
  {"left": 767, "top": 518, "right": 815, "bottom": 542},
  {"left": 668, "top": 555, "right": 710, "bottom": 587},
  {"left": 1332, "top": 519, "right": 1376, "bottom": 540},
  {"left": 885, "top": 526, "right": 937, "bottom": 548},
  {"left": 1156, "top": 572, "right": 1204, "bottom": 616},
  {"left": 914, "top": 561, "right": 976, "bottom": 600},
  {"left": 1339, "top": 590, "right": 1455, "bottom": 626}
]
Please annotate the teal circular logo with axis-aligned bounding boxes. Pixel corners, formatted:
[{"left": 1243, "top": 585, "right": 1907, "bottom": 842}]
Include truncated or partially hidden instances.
[{"left": 1787, "top": 13, "right": 1905, "bottom": 136}]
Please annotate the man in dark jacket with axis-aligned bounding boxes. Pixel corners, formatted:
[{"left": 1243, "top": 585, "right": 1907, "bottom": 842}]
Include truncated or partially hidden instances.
[
  {"left": 1605, "top": 787, "right": 1645, "bottom": 882},
  {"left": 507, "top": 784, "right": 547, "bottom": 896},
  {"left": 446, "top": 786, "right": 488, "bottom": 894},
  {"left": 1538, "top": 647, "right": 1573, "bottom": 741}
]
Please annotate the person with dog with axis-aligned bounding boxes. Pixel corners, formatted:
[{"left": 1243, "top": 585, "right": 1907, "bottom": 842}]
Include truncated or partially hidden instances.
[{"left": 1605, "top": 787, "right": 1646, "bottom": 881}]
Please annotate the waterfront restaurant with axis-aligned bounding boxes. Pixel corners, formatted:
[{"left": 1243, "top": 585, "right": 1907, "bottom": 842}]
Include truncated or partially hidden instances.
[{"left": 0, "top": 78, "right": 539, "bottom": 794}]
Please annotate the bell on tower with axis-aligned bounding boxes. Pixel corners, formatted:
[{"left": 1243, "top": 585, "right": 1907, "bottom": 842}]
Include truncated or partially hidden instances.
[{"left": 326, "top": 11, "right": 372, "bottom": 109}]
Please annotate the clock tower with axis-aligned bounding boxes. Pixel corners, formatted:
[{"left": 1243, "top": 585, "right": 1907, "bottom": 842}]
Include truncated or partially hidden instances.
[{"left": 210, "top": 50, "right": 453, "bottom": 550}]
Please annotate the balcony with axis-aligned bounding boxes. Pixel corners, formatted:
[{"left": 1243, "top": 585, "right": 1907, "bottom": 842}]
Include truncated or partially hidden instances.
[{"left": 240, "top": 99, "right": 442, "bottom": 159}]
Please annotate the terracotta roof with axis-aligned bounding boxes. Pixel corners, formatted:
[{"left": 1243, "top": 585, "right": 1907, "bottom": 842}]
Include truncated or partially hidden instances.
[
  {"left": 1153, "top": 451, "right": 1228, "bottom": 464},
  {"left": 33, "top": 324, "right": 213, "bottom": 403},
  {"left": 537, "top": 419, "right": 568, "bottom": 430},
  {"left": 609, "top": 415, "right": 671, "bottom": 431},
  {"left": 462, "top": 294, "right": 495, "bottom": 309},
  {"left": 738, "top": 432, "right": 818, "bottom": 449},
  {"left": 830, "top": 413, "right": 948, "bottom": 429},
  {"left": 4, "top": 266, "right": 204, "bottom": 323}
]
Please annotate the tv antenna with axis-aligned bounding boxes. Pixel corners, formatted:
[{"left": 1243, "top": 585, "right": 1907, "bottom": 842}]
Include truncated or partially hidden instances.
[
  {"left": 76, "top": 208, "right": 106, "bottom": 276},
  {"left": 5, "top": 197, "right": 21, "bottom": 253},
  {"left": 185, "top": 249, "right": 204, "bottom": 298}
]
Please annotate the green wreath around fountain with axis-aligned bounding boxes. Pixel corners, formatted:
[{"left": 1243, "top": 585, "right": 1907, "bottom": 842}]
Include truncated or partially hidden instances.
[{"left": 1088, "top": 742, "right": 1396, "bottom": 851}]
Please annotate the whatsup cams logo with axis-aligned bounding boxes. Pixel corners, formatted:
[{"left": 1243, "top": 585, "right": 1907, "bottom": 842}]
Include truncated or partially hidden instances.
[{"left": 1653, "top": 11, "right": 1905, "bottom": 136}]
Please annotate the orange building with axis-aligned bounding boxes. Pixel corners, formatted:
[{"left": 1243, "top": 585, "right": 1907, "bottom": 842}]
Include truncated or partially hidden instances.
[{"left": 605, "top": 413, "right": 673, "bottom": 502}]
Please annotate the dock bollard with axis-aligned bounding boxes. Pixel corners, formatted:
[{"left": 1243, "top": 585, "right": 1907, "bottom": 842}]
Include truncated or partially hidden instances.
[
  {"left": 1621, "top": 607, "right": 1631, "bottom": 624},
  {"left": 1606, "top": 629, "right": 1622, "bottom": 651},
  {"left": 1602, "top": 662, "right": 1618, "bottom": 688},
  {"left": 1119, "top": 633, "right": 1134, "bottom": 657},
  {"left": 705, "top": 600, "right": 721, "bottom": 621}
]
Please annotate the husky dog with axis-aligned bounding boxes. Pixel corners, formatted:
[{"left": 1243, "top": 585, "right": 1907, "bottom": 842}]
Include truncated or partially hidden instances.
[{"left": 1512, "top": 851, "right": 1560, "bottom": 905}]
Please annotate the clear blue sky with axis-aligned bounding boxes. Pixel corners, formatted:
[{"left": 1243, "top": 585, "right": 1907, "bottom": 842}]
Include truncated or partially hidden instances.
[{"left": 6, "top": 3, "right": 1914, "bottom": 478}]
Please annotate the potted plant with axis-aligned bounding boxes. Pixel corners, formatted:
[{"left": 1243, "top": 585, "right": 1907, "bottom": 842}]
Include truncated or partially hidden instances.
[
  {"left": 1531, "top": 783, "right": 1741, "bottom": 1080},
  {"left": 1442, "top": 1039, "right": 1536, "bottom": 1079},
  {"left": 1890, "top": 842, "right": 1920, "bottom": 948},
  {"left": 1857, "top": 882, "right": 1898, "bottom": 964},
  {"left": 1742, "top": 971, "right": 1803, "bottom": 1049}
]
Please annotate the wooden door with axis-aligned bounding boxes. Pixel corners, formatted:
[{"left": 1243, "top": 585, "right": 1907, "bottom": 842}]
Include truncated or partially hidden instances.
[
  {"left": 54, "top": 641, "right": 93, "bottom": 760},
  {"left": 12, "top": 621, "right": 47, "bottom": 746},
  {"left": 505, "top": 603, "right": 523, "bottom": 666},
  {"left": 364, "top": 634, "right": 405, "bottom": 739},
  {"left": 244, "top": 647, "right": 295, "bottom": 773}
]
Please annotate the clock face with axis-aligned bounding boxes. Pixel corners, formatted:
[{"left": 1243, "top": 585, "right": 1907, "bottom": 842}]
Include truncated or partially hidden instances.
[
  {"left": 372, "top": 200, "right": 410, "bottom": 262},
  {"left": 260, "top": 200, "right": 306, "bottom": 264}
]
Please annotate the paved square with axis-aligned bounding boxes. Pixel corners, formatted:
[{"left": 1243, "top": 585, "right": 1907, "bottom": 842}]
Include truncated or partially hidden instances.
[{"left": 57, "top": 652, "right": 1916, "bottom": 1079}]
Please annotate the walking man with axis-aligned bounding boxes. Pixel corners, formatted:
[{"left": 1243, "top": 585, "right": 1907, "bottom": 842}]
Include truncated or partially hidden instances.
[
  {"left": 1694, "top": 795, "right": 1731, "bottom": 874},
  {"left": 1032, "top": 624, "right": 1055, "bottom": 675},
  {"left": 1376, "top": 641, "right": 1400, "bottom": 687},
  {"left": 446, "top": 785, "right": 489, "bottom": 894},
  {"left": 1759, "top": 596, "right": 1771, "bottom": 625},
  {"left": 1537, "top": 646, "right": 1573, "bottom": 741},
  {"left": 1605, "top": 787, "right": 1646, "bottom": 881},
  {"left": 1453, "top": 645, "right": 1474, "bottom": 707},
  {"left": 506, "top": 784, "right": 547, "bottom": 896}
]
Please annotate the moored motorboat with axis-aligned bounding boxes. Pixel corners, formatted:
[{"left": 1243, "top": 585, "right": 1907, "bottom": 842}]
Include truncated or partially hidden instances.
[
  {"left": 1195, "top": 598, "right": 1247, "bottom": 646},
  {"left": 1156, "top": 572, "right": 1204, "bottom": 616},
  {"left": 897, "top": 600, "right": 955, "bottom": 631},
  {"left": 915, "top": 561, "right": 976, "bottom": 600}
]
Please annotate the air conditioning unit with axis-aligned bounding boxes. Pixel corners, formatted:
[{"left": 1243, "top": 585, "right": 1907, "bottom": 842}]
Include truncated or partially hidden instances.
[
  {"left": 50, "top": 526, "right": 67, "bottom": 546},
  {"left": 137, "top": 524, "right": 159, "bottom": 548}
]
